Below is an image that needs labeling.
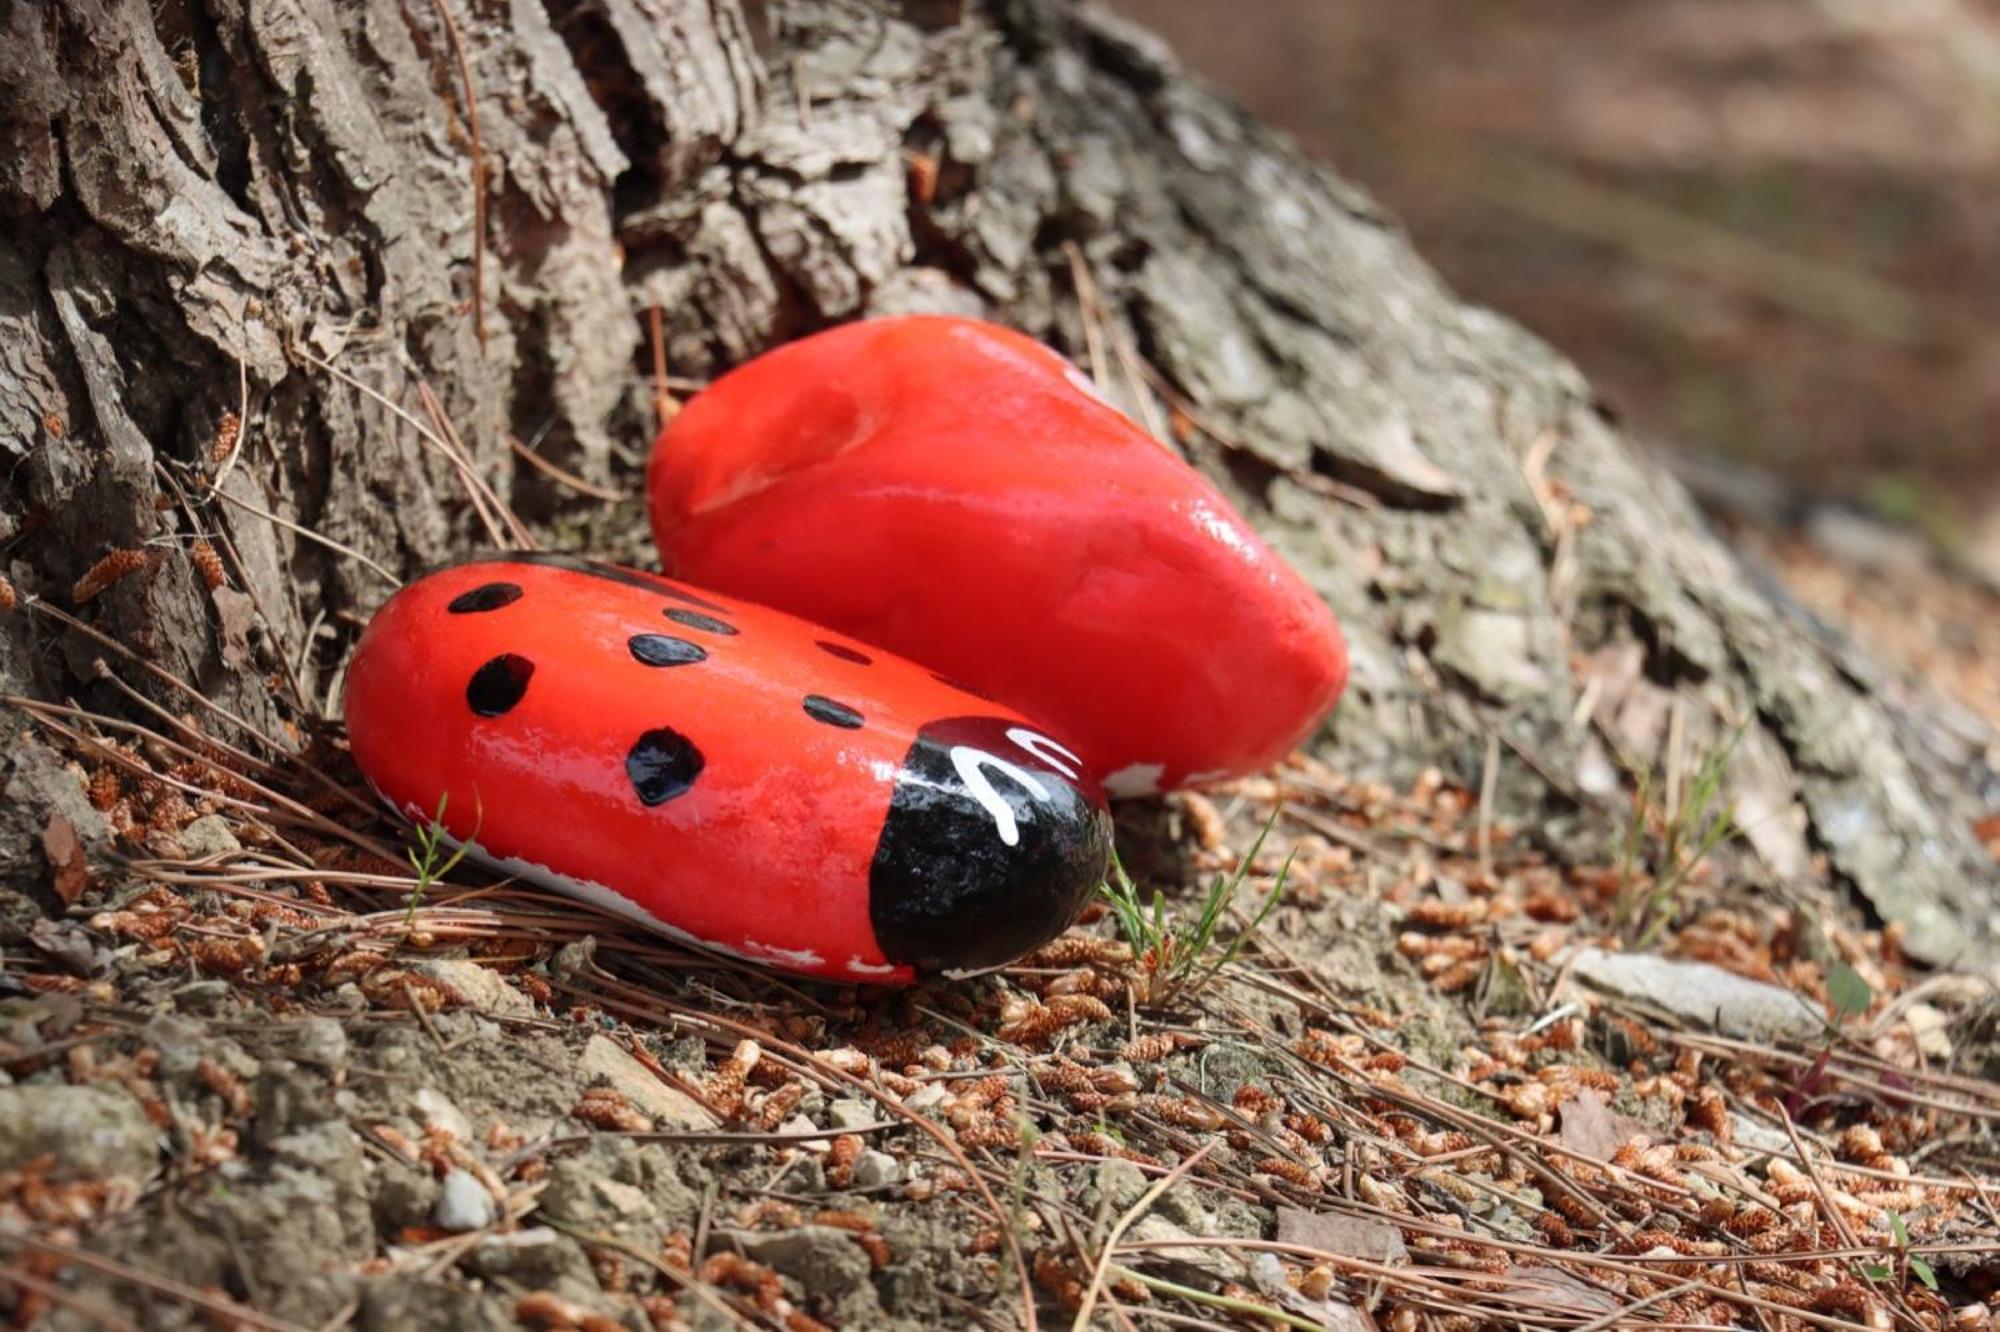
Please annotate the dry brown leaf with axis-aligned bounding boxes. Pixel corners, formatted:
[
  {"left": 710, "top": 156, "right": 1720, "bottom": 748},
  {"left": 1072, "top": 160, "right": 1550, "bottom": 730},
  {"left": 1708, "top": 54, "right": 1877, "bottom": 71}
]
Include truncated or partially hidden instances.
[
  {"left": 212, "top": 587, "right": 257, "bottom": 670},
  {"left": 1276, "top": 1205, "right": 1408, "bottom": 1267},
  {"left": 42, "top": 813, "right": 88, "bottom": 905},
  {"left": 1556, "top": 1088, "right": 1650, "bottom": 1161}
]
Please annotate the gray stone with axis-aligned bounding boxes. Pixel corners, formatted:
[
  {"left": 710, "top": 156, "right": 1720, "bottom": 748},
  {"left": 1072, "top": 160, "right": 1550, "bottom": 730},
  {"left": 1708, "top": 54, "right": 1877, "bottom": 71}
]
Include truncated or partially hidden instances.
[
  {"left": 0, "top": 1084, "right": 158, "bottom": 1180},
  {"left": 411, "top": 960, "right": 533, "bottom": 1019},
  {"left": 172, "top": 979, "right": 233, "bottom": 1012},
  {"left": 733, "top": 1227, "right": 871, "bottom": 1297},
  {"left": 578, "top": 1035, "right": 715, "bottom": 1128},
  {"left": 289, "top": 1017, "right": 348, "bottom": 1069},
  {"left": 177, "top": 814, "right": 241, "bottom": 861},
  {"left": 851, "top": 1149, "right": 901, "bottom": 1189},
  {"left": 372, "top": 1164, "right": 439, "bottom": 1230},
  {"left": 433, "top": 1169, "right": 497, "bottom": 1232},
  {"left": 1729, "top": 1114, "right": 1795, "bottom": 1156},
  {"left": 902, "top": 1082, "right": 950, "bottom": 1114},
  {"left": 776, "top": 1113, "right": 826, "bottom": 1150},
  {"left": 411, "top": 1087, "right": 473, "bottom": 1144},
  {"left": 466, "top": 1228, "right": 595, "bottom": 1291},
  {"left": 826, "top": 1098, "right": 877, "bottom": 1131},
  {"left": 1565, "top": 948, "right": 1821, "bottom": 1041}
]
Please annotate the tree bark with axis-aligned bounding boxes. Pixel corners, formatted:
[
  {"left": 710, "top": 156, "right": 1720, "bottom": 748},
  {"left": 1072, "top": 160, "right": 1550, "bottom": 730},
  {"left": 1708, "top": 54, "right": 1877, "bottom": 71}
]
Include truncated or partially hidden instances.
[{"left": 2, "top": 0, "right": 1994, "bottom": 971}]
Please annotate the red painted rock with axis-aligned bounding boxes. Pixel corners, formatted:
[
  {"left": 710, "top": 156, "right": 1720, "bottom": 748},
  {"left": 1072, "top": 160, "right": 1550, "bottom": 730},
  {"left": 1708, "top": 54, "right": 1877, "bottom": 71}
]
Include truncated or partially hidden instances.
[
  {"left": 647, "top": 315, "right": 1349, "bottom": 796},
  {"left": 343, "top": 553, "right": 1111, "bottom": 983}
]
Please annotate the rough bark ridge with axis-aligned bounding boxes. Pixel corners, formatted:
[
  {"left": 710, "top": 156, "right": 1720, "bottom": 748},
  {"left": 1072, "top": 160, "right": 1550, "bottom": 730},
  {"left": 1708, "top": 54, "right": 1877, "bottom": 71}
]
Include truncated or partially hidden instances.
[{"left": 1, "top": 0, "right": 1993, "bottom": 969}]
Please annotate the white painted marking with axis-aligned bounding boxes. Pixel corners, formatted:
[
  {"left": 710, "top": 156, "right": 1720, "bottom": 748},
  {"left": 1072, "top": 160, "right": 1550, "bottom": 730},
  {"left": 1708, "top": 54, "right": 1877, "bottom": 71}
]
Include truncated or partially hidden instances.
[
  {"left": 948, "top": 746, "right": 1051, "bottom": 848},
  {"left": 739, "top": 939, "right": 827, "bottom": 970},
  {"left": 1102, "top": 762, "right": 1165, "bottom": 799},
  {"left": 1005, "top": 726, "right": 1082, "bottom": 780},
  {"left": 379, "top": 784, "right": 852, "bottom": 977}
]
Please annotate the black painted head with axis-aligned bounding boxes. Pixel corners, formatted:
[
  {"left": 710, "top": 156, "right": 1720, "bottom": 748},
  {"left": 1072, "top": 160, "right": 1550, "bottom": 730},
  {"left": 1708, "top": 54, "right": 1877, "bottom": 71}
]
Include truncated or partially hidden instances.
[{"left": 868, "top": 717, "right": 1111, "bottom": 974}]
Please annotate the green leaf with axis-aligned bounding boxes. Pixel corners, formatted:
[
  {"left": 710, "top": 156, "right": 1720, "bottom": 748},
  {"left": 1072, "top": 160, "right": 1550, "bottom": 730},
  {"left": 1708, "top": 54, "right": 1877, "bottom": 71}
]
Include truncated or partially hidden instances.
[
  {"left": 1888, "top": 1211, "right": 1910, "bottom": 1247},
  {"left": 1858, "top": 1263, "right": 1893, "bottom": 1283},
  {"left": 1826, "top": 962, "right": 1873, "bottom": 1020},
  {"left": 1910, "top": 1257, "right": 1938, "bottom": 1292}
]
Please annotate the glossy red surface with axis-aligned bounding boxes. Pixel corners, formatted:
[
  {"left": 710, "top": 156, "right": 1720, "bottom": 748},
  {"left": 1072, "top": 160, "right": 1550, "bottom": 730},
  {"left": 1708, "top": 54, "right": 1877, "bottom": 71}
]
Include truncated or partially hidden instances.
[
  {"left": 343, "top": 555, "right": 1109, "bottom": 983},
  {"left": 648, "top": 316, "right": 1351, "bottom": 795}
]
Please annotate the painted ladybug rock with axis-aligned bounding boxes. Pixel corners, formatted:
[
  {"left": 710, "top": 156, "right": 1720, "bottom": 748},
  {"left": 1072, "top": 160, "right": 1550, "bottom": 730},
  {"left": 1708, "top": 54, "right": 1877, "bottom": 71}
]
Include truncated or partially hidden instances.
[
  {"left": 647, "top": 315, "right": 1350, "bottom": 797},
  {"left": 343, "top": 554, "right": 1112, "bottom": 983}
]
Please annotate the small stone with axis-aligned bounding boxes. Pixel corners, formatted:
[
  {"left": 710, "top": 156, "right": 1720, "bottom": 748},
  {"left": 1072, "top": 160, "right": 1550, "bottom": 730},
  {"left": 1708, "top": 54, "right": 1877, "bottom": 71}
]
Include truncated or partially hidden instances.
[
  {"left": 1729, "top": 1114, "right": 1794, "bottom": 1156},
  {"left": 578, "top": 1036, "right": 716, "bottom": 1129},
  {"left": 826, "top": 1098, "right": 876, "bottom": 1131},
  {"left": 411, "top": 959, "right": 533, "bottom": 1018},
  {"left": 468, "top": 1227, "right": 595, "bottom": 1289},
  {"left": 1094, "top": 1159, "right": 1150, "bottom": 1213},
  {"left": 1128, "top": 1214, "right": 1207, "bottom": 1262},
  {"left": 778, "top": 1114, "right": 829, "bottom": 1152},
  {"left": 734, "top": 1227, "right": 871, "bottom": 1297},
  {"left": 172, "top": 979, "right": 233, "bottom": 1012},
  {"left": 290, "top": 1017, "right": 349, "bottom": 1069},
  {"left": 851, "top": 1149, "right": 901, "bottom": 1189},
  {"left": 1904, "top": 1002, "right": 1953, "bottom": 1060},
  {"left": 411, "top": 1087, "right": 474, "bottom": 1143},
  {"left": 434, "top": 1168, "right": 497, "bottom": 1231},
  {"left": 0, "top": 1084, "right": 158, "bottom": 1180},
  {"left": 1249, "top": 1251, "right": 1289, "bottom": 1296},
  {"left": 372, "top": 1165, "right": 439, "bottom": 1229},
  {"left": 177, "top": 814, "right": 241, "bottom": 861},
  {"left": 1564, "top": 948, "right": 1820, "bottom": 1041},
  {"left": 903, "top": 1083, "right": 950, "bottom": 1113},
  {"left": 590, "top": 1177, "right": 651, "bottom": 1218}
]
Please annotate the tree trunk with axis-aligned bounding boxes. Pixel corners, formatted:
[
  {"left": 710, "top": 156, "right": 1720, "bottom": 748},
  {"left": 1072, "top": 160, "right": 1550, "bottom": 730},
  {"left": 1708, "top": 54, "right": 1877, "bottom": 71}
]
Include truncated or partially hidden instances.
[{"left": 2, "top": 0, "right": 1994, "bottom": 974}]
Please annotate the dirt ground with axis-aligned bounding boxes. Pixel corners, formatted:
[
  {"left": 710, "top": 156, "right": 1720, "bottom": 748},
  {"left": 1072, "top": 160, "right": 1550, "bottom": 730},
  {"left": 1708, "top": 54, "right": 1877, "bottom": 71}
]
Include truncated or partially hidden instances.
[
  {"left": 4, "top": 486, "right": 2000, "bottom": 1330},
  {"left": 6, "top": 8, "right": 2000, "bottom": 1322}
]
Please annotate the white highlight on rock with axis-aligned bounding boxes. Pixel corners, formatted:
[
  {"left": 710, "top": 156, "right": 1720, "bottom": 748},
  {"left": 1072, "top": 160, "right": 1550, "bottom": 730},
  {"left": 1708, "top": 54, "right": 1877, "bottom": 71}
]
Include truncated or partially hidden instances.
[
  {"left": 1005, "top": 726, "right": 1082, "bottom": 780},
  {"left": 1187, "top": 499, "right": 1261, "bottom": 564},
  {"left": 949, "top": 746, "right": 1050, "bottom": 847},
  {"left": 845, "top": 956, "right": 898, "bottom": 979},
  {"left": 1102, "top": 762, "right": 1165, "bottom": 799}
]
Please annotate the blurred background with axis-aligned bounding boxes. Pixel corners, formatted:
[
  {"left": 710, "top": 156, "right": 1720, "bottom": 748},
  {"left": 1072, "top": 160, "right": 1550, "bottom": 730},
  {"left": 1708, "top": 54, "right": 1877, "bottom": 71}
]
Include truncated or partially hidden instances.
[{"left": 1106, "top": 0, "right": 2000, "bottom": 582}]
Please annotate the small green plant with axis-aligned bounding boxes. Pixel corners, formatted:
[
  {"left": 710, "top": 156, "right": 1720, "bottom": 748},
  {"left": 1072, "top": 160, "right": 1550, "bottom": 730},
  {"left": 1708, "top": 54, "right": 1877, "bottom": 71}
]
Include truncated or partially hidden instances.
[
  {"left": 1617, "top": 726, "right": 1745, "bottom": 948},
  {"left": 1786, "top": 960, "right": 1873, "bottom": 1117},
  {"left": 1860, "top": 1210, "right": 1938, "bottom": 1292},
  {"left": 403, "top": 793, "right": 475, "bottom": 928},
  {"left": 1099, "top": 809, "right": 1292, "bottom": 1006}
]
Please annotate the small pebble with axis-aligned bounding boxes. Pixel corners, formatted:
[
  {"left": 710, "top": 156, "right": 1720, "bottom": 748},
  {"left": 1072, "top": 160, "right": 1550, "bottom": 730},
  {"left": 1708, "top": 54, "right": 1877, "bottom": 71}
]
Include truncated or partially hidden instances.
[
  {"left": 827, "top": 1098, "right": 876, "bottom": 1131},
  {"left": 434, "top": 1168, "right": 497, "bottom": 1231},
  {"left": 903, "top": 1083, "right": 951, "bottom": 1113},
  {"left": 852, "top": 1149, "right": 901, "bottom": 1189}
]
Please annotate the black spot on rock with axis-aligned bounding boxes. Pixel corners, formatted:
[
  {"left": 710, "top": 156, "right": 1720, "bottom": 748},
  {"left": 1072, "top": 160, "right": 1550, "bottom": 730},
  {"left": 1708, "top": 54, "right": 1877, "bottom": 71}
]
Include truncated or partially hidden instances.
[
  {"left": 449, "top": 582, "right": 523, "bottom": 614},
  {"left": 663, "top": 608, "right": 737, "bottom": 636},
  {"left": 467, "top": 653, "right": 534, "bottom": 716},
  {"left": 626, "top": 727, "right": 704, "bottom": 806},
  {"left": 629, "top": 634, "right": 707, "bottom": 667},
  {"left": 815, "top": 641, "right": 872, "bottom": 665},
  {"left": 803, "top": 695, "right": 864, "bottom": 729}
]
